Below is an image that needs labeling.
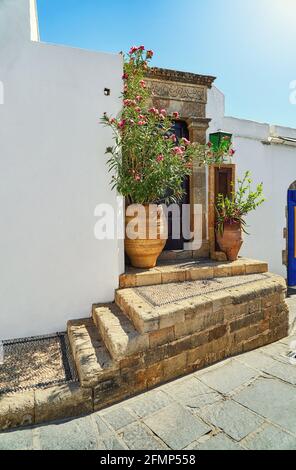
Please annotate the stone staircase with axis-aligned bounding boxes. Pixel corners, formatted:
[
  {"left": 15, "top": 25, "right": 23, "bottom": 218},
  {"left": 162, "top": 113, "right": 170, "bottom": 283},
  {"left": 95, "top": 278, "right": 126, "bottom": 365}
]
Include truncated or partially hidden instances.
[{"left": 68, "top": 258, "right": 289, "bottom": 412}]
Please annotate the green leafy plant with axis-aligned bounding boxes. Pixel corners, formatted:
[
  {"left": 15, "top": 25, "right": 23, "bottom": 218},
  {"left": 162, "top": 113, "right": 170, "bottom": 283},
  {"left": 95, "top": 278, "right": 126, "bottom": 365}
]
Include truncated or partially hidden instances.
[
  {"left": 102, "top": 46, "right": 205, "bottom": 205},
  {"left": 215, "top": 171, "right": 265, "bottom": 235}
]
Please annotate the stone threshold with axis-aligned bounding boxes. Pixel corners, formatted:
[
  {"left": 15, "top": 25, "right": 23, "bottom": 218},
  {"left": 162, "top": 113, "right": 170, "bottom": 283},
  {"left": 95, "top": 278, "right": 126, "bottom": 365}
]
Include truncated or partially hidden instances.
[
  {"left": 116, "top": 273, "right": 282, "bottom": 335},
  {"left": 119, "top": 258, "right": 268, "bottom": 288},
  {"left": 159, "top": 249, "right": 208, "bottom": 262}
]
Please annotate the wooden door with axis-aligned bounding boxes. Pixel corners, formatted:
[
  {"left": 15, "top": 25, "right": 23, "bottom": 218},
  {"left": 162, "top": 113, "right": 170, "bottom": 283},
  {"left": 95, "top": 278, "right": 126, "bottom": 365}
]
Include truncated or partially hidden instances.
[{"left": 209, "top": 164, "right": 236, "bottom": 258}]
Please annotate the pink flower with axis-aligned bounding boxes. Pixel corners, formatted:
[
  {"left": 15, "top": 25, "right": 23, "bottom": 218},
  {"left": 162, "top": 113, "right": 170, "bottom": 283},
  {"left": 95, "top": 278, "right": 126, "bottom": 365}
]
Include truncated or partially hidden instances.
[
  {"left": 139, "top": 80, "right": 146, "bottom": 89},
  {"left": 118, "top": 120, "right": 126, "bottom": 129},
  {"left": 173, "top": 146, "right": 184, "bottom": 156},
  {"left": 138, "top": 45, "right": 145, "bottom": 51},
  {"left": 134, "top": 174, "right": 141, "bottom": 181},
  {"left": 109, "top": 118, "right": 116, "bottom": 124},
  {"left": 173, "top": 112, "right": 180, "bottom": 119},
  {"left": 138, "top": 120, "right": 146, "bottom": 126},
  {"left": 229, "top": 149, "right": 236, "bottom": 156},
  {"left": 123, "top": 99, "right": 131, "bottom": 106},
  {"left": 129, "top": 46, "right": 138, "bottom": 54},
  {"left": 136, "top": 95, "right": 143, "bottom": 102},
  {"left": 182, "top": 138, "right": 190, "bottom": 146},
  {"left": 122, "top": 73, "right": 129, "bottom": 80},
  {"left": 207, "top": 142, "right": 212, "bottom": 148},
  {"left": 159, "top": 114, "right": 165, "bottom": 120},
  {"left": 146, "top": 50, "right": 154, "bottom": 59},
  {"left": 129, "top": 119, "right": 135, "bottom": 125},
  {"left": 156, "top": 154, "right": 164, "bottom": 163},
  {"left": 148, "top": 107, "right": 158, "bottom": 114},
  {"left": 160, "top": 109, "right": 167, "bottom": 116},
  {"left": 135, "top": 107, "right": 141, "bottom": 113},
  {"left": 170, "top": 134, "right": 177, "bottom": 143}
]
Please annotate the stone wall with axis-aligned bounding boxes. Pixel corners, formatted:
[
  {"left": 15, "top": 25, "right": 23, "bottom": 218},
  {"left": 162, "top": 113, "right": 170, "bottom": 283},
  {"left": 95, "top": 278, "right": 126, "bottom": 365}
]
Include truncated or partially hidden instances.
[{"left": 93, "top": 275, "right": 288, "bottom": 411}]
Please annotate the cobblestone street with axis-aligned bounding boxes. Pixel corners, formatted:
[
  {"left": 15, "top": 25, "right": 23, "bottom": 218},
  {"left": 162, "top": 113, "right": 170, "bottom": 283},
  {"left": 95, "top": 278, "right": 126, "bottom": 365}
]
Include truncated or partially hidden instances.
[{"left": 1, "top": 325, "right": 296, "bottom": 450}]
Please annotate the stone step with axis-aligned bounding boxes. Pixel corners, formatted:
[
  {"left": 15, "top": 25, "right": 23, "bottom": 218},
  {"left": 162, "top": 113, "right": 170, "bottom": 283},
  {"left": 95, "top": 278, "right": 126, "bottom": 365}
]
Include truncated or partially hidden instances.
[
  {"left": 119, "top": 258, "right": 268, "bottom": 288},
  {"left": 159, "top": 249, "right": 208, "bottom": 262},
  {"left": 115, "top": 272, "right": 286, "bottom": 335},
  {"left": 67, "top": 318, "right": 119, "bottom": 388},
  {"left": 61, "top": 272, "right": 288, "bottom": 427},
  {"left": 92, "top": 304, "right": 149, "bottom": 361}
]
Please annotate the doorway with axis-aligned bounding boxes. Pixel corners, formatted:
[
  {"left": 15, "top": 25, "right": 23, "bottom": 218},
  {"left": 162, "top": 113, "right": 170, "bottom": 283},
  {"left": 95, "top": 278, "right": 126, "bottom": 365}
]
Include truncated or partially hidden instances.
[
  {"left": 208, "top": 164, "right": 236, "bottom": 259},
  {"left": 288, "top": 186, "right": 296, "bottom": 286},
  {"left": 164, "top": 121, "right": 190, "bottom": 251}
]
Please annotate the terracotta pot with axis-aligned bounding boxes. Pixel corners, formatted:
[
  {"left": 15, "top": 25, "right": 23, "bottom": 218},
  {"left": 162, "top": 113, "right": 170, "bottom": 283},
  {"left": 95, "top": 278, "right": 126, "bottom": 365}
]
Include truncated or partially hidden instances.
[
  {"left": 216, "top": 222, "right": 243, "bottom": 261},
  {"left": 125, "top": 204, "right": 167, "bottom": 268}
]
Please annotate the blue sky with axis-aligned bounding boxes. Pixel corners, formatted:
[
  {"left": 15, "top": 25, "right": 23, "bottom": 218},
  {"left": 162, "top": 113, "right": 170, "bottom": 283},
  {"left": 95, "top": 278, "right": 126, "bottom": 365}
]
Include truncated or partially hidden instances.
[{"left": 37, "top": 0, "right": 296, "bottom": 128}]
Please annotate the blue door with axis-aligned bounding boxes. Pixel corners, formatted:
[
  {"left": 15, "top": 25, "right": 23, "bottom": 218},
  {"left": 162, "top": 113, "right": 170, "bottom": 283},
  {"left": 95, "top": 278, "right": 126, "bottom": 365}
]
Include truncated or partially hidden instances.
[{"left": 288, "top": 190, "right": 296, "bottom": 286}]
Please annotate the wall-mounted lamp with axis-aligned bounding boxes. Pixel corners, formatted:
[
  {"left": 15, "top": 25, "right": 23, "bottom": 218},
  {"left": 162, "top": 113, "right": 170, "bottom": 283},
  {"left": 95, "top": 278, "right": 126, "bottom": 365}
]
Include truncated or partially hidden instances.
[
  {"left": 209, "top": 131, "right": 232, "bottom": 152},
  {"left": 104, "top": 88, "right": 111, "bottom": 96}
]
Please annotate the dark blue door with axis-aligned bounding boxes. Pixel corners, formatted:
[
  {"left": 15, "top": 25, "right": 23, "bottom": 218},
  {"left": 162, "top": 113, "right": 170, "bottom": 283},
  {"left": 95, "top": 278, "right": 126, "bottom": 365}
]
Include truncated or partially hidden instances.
[{"left": 288, "top": 190, "right": 296, "bottom": 286}]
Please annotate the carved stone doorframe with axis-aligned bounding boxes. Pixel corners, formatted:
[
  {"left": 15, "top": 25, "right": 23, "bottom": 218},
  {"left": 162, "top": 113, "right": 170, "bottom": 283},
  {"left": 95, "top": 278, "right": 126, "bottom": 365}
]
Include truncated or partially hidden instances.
[{"left": 145, "top": 67, "right": 216, "bottom": 257}]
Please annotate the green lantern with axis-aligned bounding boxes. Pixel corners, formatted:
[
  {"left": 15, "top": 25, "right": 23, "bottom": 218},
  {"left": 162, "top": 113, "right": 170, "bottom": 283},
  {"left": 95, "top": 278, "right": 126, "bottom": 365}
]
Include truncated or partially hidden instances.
[{"left": 210, "top": 132, "right": 232, "bottom": 153}]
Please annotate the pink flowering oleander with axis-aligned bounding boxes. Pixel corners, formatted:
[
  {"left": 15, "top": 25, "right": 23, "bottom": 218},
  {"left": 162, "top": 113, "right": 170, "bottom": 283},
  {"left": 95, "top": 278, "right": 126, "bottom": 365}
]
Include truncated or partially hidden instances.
[{"left": 102, "top": 45, "right": 209, "bottom": 205}]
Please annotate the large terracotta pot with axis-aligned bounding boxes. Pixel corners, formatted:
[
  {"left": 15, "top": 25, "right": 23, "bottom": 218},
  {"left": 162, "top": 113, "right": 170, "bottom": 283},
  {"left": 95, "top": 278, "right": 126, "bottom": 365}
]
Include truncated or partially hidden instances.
[
  {"left": 216, "top": 222, "right": 243, "bottom": 261},
  {"left": 125, "top": 204, "right": 167, "bottom": 268}
]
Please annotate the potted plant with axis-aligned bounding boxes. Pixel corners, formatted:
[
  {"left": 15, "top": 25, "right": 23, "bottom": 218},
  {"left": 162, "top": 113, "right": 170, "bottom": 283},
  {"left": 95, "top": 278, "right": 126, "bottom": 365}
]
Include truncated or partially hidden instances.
[
  {"left": 102, "top": 46, "right": 204, "bottom": 268},
  {"left": 215, "top": 171, "right": 265, "bottom": 261}
]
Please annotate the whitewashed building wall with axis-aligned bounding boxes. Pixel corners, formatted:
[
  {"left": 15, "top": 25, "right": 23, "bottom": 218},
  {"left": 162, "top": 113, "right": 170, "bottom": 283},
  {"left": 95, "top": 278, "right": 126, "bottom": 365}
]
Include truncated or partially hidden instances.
[
  {"left": 0, "top": 0, "right": 124, "bottom": 340},
  {"left": 207, "top": 86, "right": 296, "bottom": 279}
]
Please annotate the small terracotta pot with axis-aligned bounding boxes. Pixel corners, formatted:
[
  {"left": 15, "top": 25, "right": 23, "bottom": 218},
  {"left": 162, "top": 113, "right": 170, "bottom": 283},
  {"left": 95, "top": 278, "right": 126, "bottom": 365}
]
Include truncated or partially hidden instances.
[
  {"left": 125, "top": 204, "right": 167, "bottom": 268},
  {"left": 216, "top": 222, "right": 243, "bottom": 261}
]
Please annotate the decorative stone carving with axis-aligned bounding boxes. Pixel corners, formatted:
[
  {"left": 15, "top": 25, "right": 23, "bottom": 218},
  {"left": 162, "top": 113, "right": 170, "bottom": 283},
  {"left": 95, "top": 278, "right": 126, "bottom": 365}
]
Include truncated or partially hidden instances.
[
  {"left": 146, "top": 67, "right": 216, "bottom": 88},
  {"left": 147, "top": 80, "right": 207, "bottom": 104}
]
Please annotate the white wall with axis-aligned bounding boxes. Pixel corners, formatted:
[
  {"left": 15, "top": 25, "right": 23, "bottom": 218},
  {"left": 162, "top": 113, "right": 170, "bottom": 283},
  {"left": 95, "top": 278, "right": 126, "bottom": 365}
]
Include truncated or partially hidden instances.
[
  {"left": 0, "top": 0, "right": 124, "bottom": 340},
  {"left": 207, "top": 88, "right": 296, "bottom": 278}
]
